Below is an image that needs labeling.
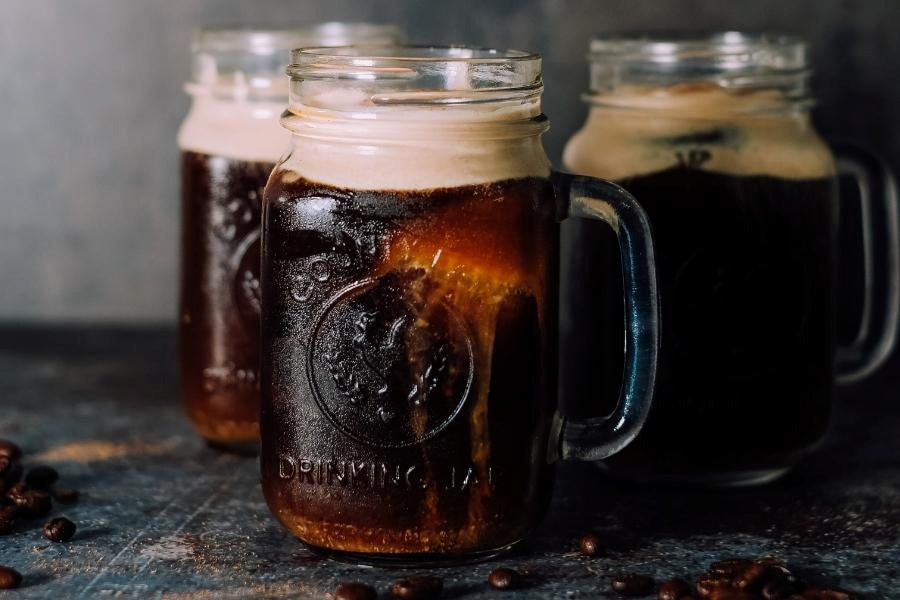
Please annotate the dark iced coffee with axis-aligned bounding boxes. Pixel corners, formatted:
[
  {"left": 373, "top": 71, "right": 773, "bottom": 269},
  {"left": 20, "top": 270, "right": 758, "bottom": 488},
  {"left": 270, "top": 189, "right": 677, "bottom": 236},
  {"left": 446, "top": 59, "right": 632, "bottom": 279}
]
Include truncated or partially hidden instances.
[
  {"left": 178, "top": 25, "right": 404, "bottom": 447},
  {"left": 563, "top": 36, "right": 843, "bottom": 484},
  {"left": 259, "top": 46, "right": 659, "bottom": 563}
]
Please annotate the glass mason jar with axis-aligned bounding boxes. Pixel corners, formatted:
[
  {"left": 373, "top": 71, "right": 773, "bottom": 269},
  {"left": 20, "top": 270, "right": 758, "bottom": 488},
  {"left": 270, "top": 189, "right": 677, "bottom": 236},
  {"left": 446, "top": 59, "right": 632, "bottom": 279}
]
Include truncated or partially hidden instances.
[
  {"left": 260, "top": 46, "right": 660, "bottom": 564},
  {"left": 562, "top": 33, "right": 898, "bottom": 486},
  {"left": 177, "top": 24, "right": 404, "bottom": 450}
]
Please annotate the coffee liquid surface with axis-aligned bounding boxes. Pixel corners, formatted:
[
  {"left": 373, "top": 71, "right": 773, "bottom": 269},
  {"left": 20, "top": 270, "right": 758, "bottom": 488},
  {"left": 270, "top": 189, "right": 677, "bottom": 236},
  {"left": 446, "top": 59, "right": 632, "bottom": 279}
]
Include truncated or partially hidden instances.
[
  {"left": 180, "top": 151, "right": 274, "bottom": 443},
  {"left": 562, "top": 166, "right": 837, "bottom": 478},
  {"left": 261, "top": 171, "right": 558, "bottom": 554}
]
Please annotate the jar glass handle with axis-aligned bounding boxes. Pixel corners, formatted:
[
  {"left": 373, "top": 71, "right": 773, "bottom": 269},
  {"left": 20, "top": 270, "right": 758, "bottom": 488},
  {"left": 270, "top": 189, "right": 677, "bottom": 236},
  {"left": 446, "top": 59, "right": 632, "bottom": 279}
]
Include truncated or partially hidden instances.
[
  {"left": 833, "top": 145, "right": 900, "bottom": 384},
  {"left": 550, "top": 172, "right": 660, "bottom": 462}
]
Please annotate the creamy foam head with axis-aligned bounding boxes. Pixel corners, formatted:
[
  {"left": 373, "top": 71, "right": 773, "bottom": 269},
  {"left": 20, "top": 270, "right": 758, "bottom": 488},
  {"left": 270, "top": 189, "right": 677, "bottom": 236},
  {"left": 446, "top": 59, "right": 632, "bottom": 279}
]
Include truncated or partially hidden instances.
[
  {"left": 177, "top": 95, "right": 289, "bottom": 162},
  {"left": 277, "top": 88, "right": 551, "bottom": 190},
  {"left": 564, "top": 84, "right": 834, "bottom": 181}
]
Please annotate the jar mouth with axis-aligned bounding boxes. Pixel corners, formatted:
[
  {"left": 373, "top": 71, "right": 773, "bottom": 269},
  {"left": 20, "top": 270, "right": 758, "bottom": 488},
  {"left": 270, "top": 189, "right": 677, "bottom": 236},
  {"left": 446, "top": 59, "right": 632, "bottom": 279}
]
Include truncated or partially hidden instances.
[
  {"left": 287, "top": 45, "right": 543, "bottom": 104},
  {"left": 585, "top": 31, "right": 811, "bottom": 105},
  {"left": 589, "top": 31, "right": 806, "bottom": 70},
  {"left": 193, "top": 23, "right": 406, "bottom": 55}
]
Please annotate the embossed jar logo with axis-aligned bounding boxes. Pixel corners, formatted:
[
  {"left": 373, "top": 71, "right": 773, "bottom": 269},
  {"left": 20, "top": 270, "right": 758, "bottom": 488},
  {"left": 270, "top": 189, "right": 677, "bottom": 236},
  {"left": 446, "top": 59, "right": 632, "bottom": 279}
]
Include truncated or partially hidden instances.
[{"left": 308, "top": 271, "right": 474, "bottom": 448}]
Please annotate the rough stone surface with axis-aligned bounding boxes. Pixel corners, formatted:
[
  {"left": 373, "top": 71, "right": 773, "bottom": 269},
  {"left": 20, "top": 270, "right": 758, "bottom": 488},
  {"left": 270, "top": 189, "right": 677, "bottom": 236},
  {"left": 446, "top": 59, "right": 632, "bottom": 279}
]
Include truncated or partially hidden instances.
[{"left": 0, "top": 326, "right": 897, "bottom": 598}]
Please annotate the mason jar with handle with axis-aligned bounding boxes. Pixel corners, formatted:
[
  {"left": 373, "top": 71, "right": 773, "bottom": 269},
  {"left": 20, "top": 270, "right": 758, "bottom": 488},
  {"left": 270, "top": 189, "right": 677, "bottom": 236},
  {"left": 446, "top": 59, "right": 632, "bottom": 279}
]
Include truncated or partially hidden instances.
[
  {"left": 562, "top": 32, "right": 899, "bottom": 486},
  {"left": 259, "top": 46, "right": 659, "bottom": 564}
]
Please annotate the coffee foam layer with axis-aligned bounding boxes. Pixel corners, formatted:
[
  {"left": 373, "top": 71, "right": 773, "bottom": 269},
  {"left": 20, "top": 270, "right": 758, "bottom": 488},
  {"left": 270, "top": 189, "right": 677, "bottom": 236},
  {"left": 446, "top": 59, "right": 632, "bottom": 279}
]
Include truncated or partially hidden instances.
[
  {"left": 177, "top": 95, "right": 289, "bottom": 163},
  {"left": 563, "top": 85, "right": 834, "bottom": 181},
  {"left": 276, "top": 98, "right": 551, "bottom": 190}
]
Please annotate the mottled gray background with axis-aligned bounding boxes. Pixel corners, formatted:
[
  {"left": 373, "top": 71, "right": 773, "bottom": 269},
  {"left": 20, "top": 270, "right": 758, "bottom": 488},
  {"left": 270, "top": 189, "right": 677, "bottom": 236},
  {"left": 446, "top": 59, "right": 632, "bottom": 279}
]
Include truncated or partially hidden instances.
[{"left": 1, "top": 0, "right": 899, "bottom": 322}]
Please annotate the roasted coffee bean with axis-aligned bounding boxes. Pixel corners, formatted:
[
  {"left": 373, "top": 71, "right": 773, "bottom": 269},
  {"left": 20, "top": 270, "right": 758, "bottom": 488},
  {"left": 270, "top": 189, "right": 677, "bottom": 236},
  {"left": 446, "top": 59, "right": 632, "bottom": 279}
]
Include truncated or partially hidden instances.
[
  {"left": 7, "top": 484, "right": 52, "bottom": 518},
  {"left": 707, "top": 590, "right": 758, "bottom": 600},
  {"left": 487, "top": 567, "right": 521, "bottom": 590},
  {"left": 579, "top": 533, "right": 601, "bottom": 557},
  {"left": 762, "top": 578, "right": 801, "bottom": 600},
  {"left": 659, "top": 578, "right": 692, "bottom": 600},
  {"left": 696, "top": 574, "right": 733, "bottom": 598},
  {"left": 25, "top": 466, "right": 59, "bottom": 489},
  {"left": 611, "top": 574, "right": 655, "bottom": 597},
  {"left": 391, "top": 575, "right": 443, "bottom": 599},
  {"left": 0, "top": 458, "right": 22, "bottom": 494},
  {"left": 43, "top": 517, "right": 76, "bottom": 542},
  {"left": 0, "top": 565, "right": 21, "bottom": 589},
  {"left": 334, "top": 582, "right": 377, "bottom": 600},
  {"left": 0, "top": 506, "right": 17, "bottom": 535},
  {"left": 733, "top": 562, "right": 773, "bottom": 589},
  {"left": 0, "top": 440, "right": 22, "bottom": 462},
  {"left": 52, "top": 487, "right": 80, "bottom": 504},
  {"left": 710, "top": 559, "right": 754, "bottom": 578}
]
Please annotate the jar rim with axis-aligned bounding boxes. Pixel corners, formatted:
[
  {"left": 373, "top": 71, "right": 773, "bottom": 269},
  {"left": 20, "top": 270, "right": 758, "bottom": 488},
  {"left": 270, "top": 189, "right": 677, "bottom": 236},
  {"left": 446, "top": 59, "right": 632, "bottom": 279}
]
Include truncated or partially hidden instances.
[
  {"left": 589, "top": 31, "right": 806, "bottom": 69},
  {"left": 290, "top": 45, "right": 540, "bottom": 67},
  {"left": 192, "top": 22, "right": 406, "bottom": 55}
]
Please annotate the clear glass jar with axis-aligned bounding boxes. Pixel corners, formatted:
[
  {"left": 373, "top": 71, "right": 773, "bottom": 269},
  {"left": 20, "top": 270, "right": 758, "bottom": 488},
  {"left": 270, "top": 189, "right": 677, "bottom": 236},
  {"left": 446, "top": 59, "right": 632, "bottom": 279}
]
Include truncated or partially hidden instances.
[
  {"left": 177, "top": 24, "right": 404, "bottom": 450},
  {"left": 562, "top": 32, "right": 897, "bottom": 485},
  {"left": 260, "top": 46, "right": 660, "bottom": 564}
]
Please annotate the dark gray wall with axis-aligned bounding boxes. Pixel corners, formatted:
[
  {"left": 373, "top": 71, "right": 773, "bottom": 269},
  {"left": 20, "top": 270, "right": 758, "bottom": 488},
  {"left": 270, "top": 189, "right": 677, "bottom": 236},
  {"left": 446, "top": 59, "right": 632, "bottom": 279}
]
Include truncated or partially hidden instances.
[{"left": 1, "top": 0, "right": 899, "bottom": 322}]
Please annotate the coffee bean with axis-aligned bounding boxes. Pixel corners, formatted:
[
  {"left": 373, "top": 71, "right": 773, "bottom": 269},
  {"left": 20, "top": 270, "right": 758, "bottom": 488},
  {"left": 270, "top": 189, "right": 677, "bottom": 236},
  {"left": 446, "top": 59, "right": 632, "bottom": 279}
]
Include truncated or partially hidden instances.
[
  {"left": 334, "top": 582, "right": 377, "bottom": 600},
  {"left": 0, "top": 506, "right": 17, "bottom": 535},
  {"left": 43, "top": 517, "right": 76, "bottom": 542},
  {"left": 733, "top": 562, "right": 773, "bottom": 589},
  {"left": 696, "top": 574, "right": 733, "bottom": 598},
  {"left": 0, "top": 440, "right": 22, "bottom": 462},
  {"left": 709, "top": 559, "right": 754, "bottom": 578},
  {"left": 762, "top": 578, "right": 801, "bottom": 600},
  {"left": 611, "top": 574, "right": 655, "bottom": 597},
  {"left": 52, "top": 487, "right": 80, "bottom": 504},
  {"left": 0, "top": 458, "right": 22, "bottom": 494},
  {"left": 707, "top": 590, "right": 758, "bottom": 600},
  {"left": 487, "top": 567, "right": 521, "bottom": 590},
  {"left": 391, "top": 575, "right": 443, "bottom": 599},
  {"left": 0, "top": 565, "right": 21, "bottom": 589},
  {"left": 579, "top": 533, "right": 601, "bottom": 557},
  {"left": 7, "top": 484, "right": 51, "bottom": 518},
  {"left": 25, "top": 466, "right": 58, "bottom": 490},
  {"left": 659, "top": 578, "right": 692, "bottom": 600}
]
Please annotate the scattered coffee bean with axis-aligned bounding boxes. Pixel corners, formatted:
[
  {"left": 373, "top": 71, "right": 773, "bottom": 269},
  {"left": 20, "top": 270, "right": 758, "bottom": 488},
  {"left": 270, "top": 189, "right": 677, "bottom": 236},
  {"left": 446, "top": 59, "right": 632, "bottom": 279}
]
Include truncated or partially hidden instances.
[
  {"left": 52, "top": 487, "right": 80, "bottom": 504},
  {"left": 488, "top": 567, "right": 521, "bottom": 590},
  {"left": 579, "top": 533, "right": 601, "bottom": 556},
  {"left": 391, "top": 575, "right": 443, "bottom": 599},
  {"left": 0, "top": 458, "right": 22, "bottom": 494},
  {"left": 710, "top": 559, "right": 754, "bottom": 578},
  {"left": 43, "top": 517, "right": 76, "bottom": 542},
  {"left": 0, "top": 565, "right": 21, "bottom": 589},
  {"left": 25, "top": 466, "right": 59, "bottom": 490},
  {"left": 696, "top": 574, "right": 733, "bottom": 598},
  {"left": 659, "top": 578, "right": 692, "bottom": 600},
  {"left": 733, "top": 562, "right": 771, "bottom": 589},
  {"left": 707, "top": 590, "right": 757, "bottom": 600},
  {"left": 612, "top": 574, "right": 655, "bottom": 597},
  {"left": 7, "top": 484, "right": 52, "bottom": 518},
  {"left": 0, "top": 440, "right": 22, "bottom": 462},
  {"left": 0, "top": 506, "right": 17, "bottom": 535},
  {"left": 762, "top": 577, "right": 801, "bottom": 600},
  {"left": 334, "top": 582, "right": 377, "bottom": 600}
]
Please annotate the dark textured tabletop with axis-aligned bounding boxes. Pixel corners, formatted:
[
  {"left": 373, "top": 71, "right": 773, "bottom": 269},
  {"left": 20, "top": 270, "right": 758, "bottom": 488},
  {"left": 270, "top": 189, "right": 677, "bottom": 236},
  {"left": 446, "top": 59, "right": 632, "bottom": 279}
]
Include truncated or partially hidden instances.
[{"left": 0, "top": 326, "right": 897, "bottom": 598}]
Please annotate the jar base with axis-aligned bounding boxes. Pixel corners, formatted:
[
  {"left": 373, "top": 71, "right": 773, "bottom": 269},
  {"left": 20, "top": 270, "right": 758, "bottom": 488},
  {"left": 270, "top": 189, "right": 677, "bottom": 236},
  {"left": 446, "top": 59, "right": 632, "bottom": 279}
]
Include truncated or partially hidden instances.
[
  {"left": 594, "top": 462, "right": 793, "bottom": 487},
  {"left": 300, "top": 538, "right": 526, "bottom": 568}
]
